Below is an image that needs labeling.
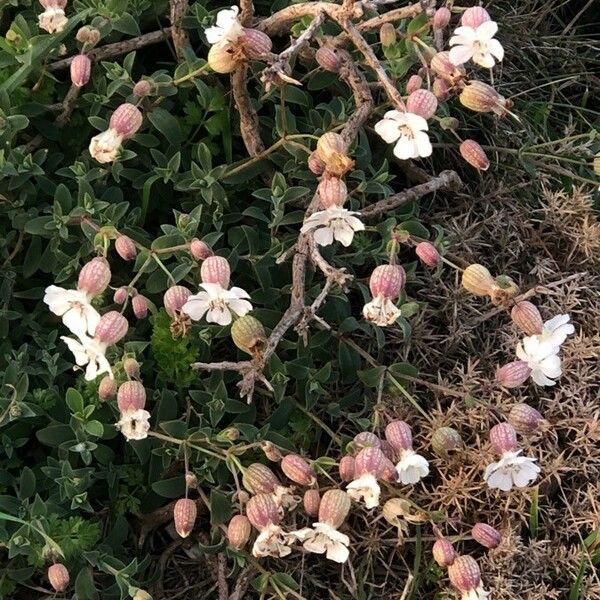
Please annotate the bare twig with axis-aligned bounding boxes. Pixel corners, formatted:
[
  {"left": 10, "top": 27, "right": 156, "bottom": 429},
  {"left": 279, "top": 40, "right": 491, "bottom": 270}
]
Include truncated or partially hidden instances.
[
  {"left": 239, "top": 0, "right": 255, "bottom": 26},
  {"left": 356, "top": 3, "right": 428, "bottom": 32},
  {"left": 231, "top": 64, "right": 265, "bottom": 156},
  {"left": 229, "top": 567, "right": 255, "bottom": 600},
  {"left": 170, "top": 0, "right": 190, "bottom": 58}
]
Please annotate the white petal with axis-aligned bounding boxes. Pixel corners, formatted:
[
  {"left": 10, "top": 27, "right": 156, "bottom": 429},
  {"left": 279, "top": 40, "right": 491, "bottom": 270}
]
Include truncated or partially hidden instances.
[
  {"left": 449, "top": 44, "right": 475, "bottom": 66},
  {"left": 228, "top": 298, "right": 253, "bottom": 317},
  {"left": 182, "top": 296, "right": 209, "bottom": 321},
  {"left": 487, "top": 39, "right": 504, "bottom": 61},
  {"left": 61, "top": 336, "right": 88, "bottom": 366},
  {"left": 414, "top": 131, "right": 432, "bottom": 157},
  {"left": 326, "top": 541, "right": 349, "bottom": 563},
  {"left": 375, "top": 118, "right": 401, "bottom": 144},
  {"left": 530, "top": 368, "right": 556, "bottom": 387},
  {"left": 334, "top": 223, "right": 356, "bottom": 247},
  {"left": 393, "top": 136, "right": 417, "bottom": 160},
  {"left": 313, "top": 227, "right": 335, "bottom": 247},
  {"left": 476, "top": 20, "right": 499, "bottom": 40},
  {"left": 62, "top": 309, "right": 90, "bottom": 339},
  {"left": 452, "top": 26, "right": 477, "bottom": 40},
  {"left": 473, "top": 51, "right": 496, "bottom": 69},
  {"left": 405, "top": 112, "right": 428, "bottom": 132},
  {"left": 206, "top": 306, "right": 232, "bottom": 326},
  {"left": 540, "top": 354, "right": 562, "bottom": 378},
  {"left": 228, "top": 286, "right": 251, "bottom": 300},
  {"left": 486, "top": 469, "right": 513, "bottom": 491}
]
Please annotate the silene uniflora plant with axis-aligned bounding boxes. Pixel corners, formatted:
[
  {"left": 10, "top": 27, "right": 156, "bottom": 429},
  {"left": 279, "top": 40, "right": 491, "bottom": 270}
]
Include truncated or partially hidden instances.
[{"left": 0, "top": 0, "right": 588, "bottom": 598}]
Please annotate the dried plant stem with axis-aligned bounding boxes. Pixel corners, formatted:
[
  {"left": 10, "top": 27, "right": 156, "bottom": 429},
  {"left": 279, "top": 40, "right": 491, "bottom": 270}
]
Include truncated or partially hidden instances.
[
  {"left": 231, "top": 64, "right": 265, "bottom": 156},
  {"left": 170, "top": 0, "right": 190, "bottom": 58}
]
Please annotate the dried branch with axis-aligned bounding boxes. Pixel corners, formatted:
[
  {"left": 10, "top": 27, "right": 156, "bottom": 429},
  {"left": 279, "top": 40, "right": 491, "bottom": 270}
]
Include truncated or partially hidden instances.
[
  {"left": 356, "top": 2, "right": 428, "bottom": 32},
  {"left": 170, "top": 0, "right": 190, "bottom": 58},
  {"left": 54, "top": 84, "right": 81, "bottom": 127},
  {"left": 239, "top": 0, "right": 255, "bottom": 26},
  {"left": 231, "top": 64, "right": 265, "bottom": 156}
]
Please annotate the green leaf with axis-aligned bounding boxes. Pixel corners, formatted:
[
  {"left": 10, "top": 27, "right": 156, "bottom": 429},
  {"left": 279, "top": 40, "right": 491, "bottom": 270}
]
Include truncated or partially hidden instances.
[
  {"left": 209, "top": 490, "right": 232, "bottom": 526},
  {"left": 151, "top": 476, "right": 185, "bottom": 498},
  {"left": 147, "top": 107, "right": 183, "bottom": 146},
  {"left": 65, "top": 388, "right": 84, "bottom": 413},
  {"left": 18, "top": 467, "right": 36, "bottom": 500},
  {"left": 75, "top": 567, "right": 99, "bottom": 600}
]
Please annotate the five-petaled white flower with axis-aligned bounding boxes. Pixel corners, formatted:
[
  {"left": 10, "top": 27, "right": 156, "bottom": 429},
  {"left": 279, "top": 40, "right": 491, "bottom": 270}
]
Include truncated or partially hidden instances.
[
  {"left": 290, "top": 522, "right": 350, "bottom": 563},
  {"left": 362, "top": 295, "right": 401, "bottom": 327},
  {"left": 44, "top": 285, "right": 100, "bottom": 338},
  {"left": 484, "top": 449, "right": 540, "bottom": 491},
  {"left": 60, "top": 335, "right": 112, "bottom": 381},
  {"left": 346, "top": 473, "right": 381, "bottom": 509},
  {"left": 301, "top": 207, "right": 365, "bottom": 247},
  {"left": 38, "top": 6, "right": 68, "bottom": 34},
  {"left": 516, "top": 336, "right": 562, "bottom": 387},
  {"left": 538, "top": 314, "right": 574, "bottom": 350},
  {"left": 375, "top": 111, "right": 432, "bottom": 160},
  {"left": 449, "top": 21, "right": 504, "bottom": 68},
  {"left": 182, "top": 282, "right": 252, "bottom": 326},
  {"left": 205, "top": 6, "right": 243, "bottom": 45},
  {"left": 251, "top": 523, "right": 294, "bottom": 558},
  {"left": 395, "top": 449, "right": 430, "bottom": 485},
  {"left": 89, "top": 129, "right": 123, "bottom": 164},
  {"left": 116, "top": 408, "right": 151, "bottom": 441}
]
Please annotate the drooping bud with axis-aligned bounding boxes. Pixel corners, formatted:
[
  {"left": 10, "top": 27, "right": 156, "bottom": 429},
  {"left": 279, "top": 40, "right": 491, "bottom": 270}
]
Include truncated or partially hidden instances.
[
  {"left": 460, "top": 81, "right": 506, "bottom": 115},
  {"left": 385, "top": 420, "right": 413, "bottom": 452},
  {"left": 317, "top": 176, "right": 348, "bottom": 208},
  {"left": 459, "top": 140, "right": 490, "bottom": 171},
  {"left": 510, "top": 301, "right": 543, "bottom": 335},
  {"left": 123, "top": 357, "right": 140, "bottom": 380},
  {"left": 432, "top": 7, "right": 451, "bottom": 29},
  {"left": 308, "top": 151, "right": 326, "bottom": 175},
  {"left": 261, "top": 441, "right": 283, "bottom": 462},
  {"left": 132, "top": 294, "right": 148, "bottom": 319},
  {"left": 48, "top": 563, "right": 70, "bottom": 592},
  {"left": 354, "top": 447, "right": 395, "bottom": 479},
  {"left": 432, "top": 77, "right": 451, "bottom": 101},
  {"left": 339, "top": 455, "right": 355, "bottom": 482},
  {"left": 115, "top": 235, "right": 137, "bottom": 261},
  {"left": 227, "top": 514, "right": 252, "bottom": 549},
  {"left": 164, "top": 286, "right": 192, "bottom": 317},
  {"left": 242, "top": 463, "right": 281, "bottom": 495},
  {"left": 316, "top": 132, "right": 346, "bottom": 162},
  {"left": 207, "top": 41, "right": 238, "bottom": 73},
  {"left": 303, "top": 489, "right": 321, "bottom": 517},
  {"left": 406, "top": 74, "right": 423, "bottom": 94},
  {"left": 489, "top": 275, "right": 519, "bottom": 306},
  {"left": 173, "top": 498, "right": 197, "bottom": 538},
  {"left": 109, "top": 103, "right": 143, "bottom": 139},
  {"left": 231, "top": 315, "right": 267, "bottom": 356},
  {"left": 94, "top": 311, "right": 128, "bottom": 345},
  {"left": 113, "top": 286, "right": 128, "bottom": 305},
  {"left": 98, "top": 375, "right": 117, "bottom": 401},
  {"left": 281, "top": 454, "right": 316, "bottom": 486},
  {"left": 508, "top": 403, "right": 544, "bottom": 434},
  {"left": 448, "top": 555, "right": 481, "bottom": 593},
  {"left": 430, "top": 52, "right": 464, "bottom": 82},
  {"left": 240, "top": 28, "right": 273, "bottom": 58},
  {"left": 471, "top": 523, "right": 501, "bottom": 549},
  {"left": 369, "top": 264, "right": 406, "bottom": 299},
  {"left": 200, "top": 256, "right": 230, "bottom": 288},
  {"left": 246, "top": 493, "right": 280, "bottom": 530},
  {"left": 461, "top": 6, "right": 490, "bottom": 28},
  {"left": 433, "top": 538, "right": 457, "bottom": 567},
  {"left": 431, "top": 427, "right": 462, "bottom": 456},
  {"left": 415, "top": 241, "right": 440, "bottom": 267},
  {"left": 496, "top": 361, "right": 532, "bottom": 388},
  {"left": 406, "top": 89, "right": 438, "bottom": 119},
  {"left": 379, "top": 23, "right": 396, "bottom": 47},
  {"left": 315, "top": 46, "right": 341, "bottom": 72},
  {"left": 185, "top": 471, "right": 198, "bottom": 488},
  {"left": 133, "top": 79, "right": 153, "bottom": 97},
  {"left": 461, "top": 264, "right": 495, "bottom": 296},
  {"left": 489, "top": 422, "right": 518, "bottom": 454},
  {"left": 190, "top": 238, "right": 212, "bottom": 261},
  {"left": 318, "top": 489, "right": 351, "bottom": 529},
  {"left": 351, "top": 431, "right": 381, "bottom": 453},
  {"left": 70, "top": 54, "right": 91, "bottom": 88},
  {"left": 78, "top": 257, "right": 111, "bottom": 297},
  {"left": 117, "top": 381, "right": 146, "bottom": 411}
]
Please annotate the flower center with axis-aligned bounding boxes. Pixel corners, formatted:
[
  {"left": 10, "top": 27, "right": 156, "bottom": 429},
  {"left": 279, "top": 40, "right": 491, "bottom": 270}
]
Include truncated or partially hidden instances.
[{"left": 400, "top": 125, "right": 414, "bottom": 139}]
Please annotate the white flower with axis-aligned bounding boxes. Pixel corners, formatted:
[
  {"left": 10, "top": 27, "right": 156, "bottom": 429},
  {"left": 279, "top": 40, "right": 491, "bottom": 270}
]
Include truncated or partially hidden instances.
[
  {"left": 463, "top": 585, "right": 491, "bottom": 600},
  {"left": 205, "top": 6, "right": 243, "bottom": 45},
  {"left": 538, "top": 314, "right": 574, "bottom": 350},
  {"left": 116, "top": 409, "right": 151, "bottom": 441},
  {"left": 182, "top": 283, "right": 252, "bottom": 326},
  {"left": 38, "top": 7, "right": 68, "bottom": 33},
  {"left": 395, "top": 449, "right": 429, "bottom": 485},
  {"left": 89, "top": 129, "right": 123, "bottom": 164},
  {"left": 290, "top": 522, "right": 350, "bottom": 563},
  {"left": 60, "top": 335, "right": 112, "bottom": 381},
  {"left": 362, "top": 295, "right": 401, "bottom": 326},
  {"left": 449, "top": 21, "right": 504, "bottom": 68},
  {"left": 251, "top": 523, "right": 294, "bottom": 558},
  {"left": 300, "top": 207, "right": 365, "bottom": 247},
  {"left": 516, "top": 336, "right": 562, "bottom": 387},
  {"left": 346, "top": 473, "right": 380, "bottom": 509},
  {"left": 484, "top": 450, "right": 540, "bottom": 491},
  {"left": 374, "top": 111, "right": 432, "bottom": 160},
  {"left": 44, "top": 285, "right": 100, "bottom": 337},
  {"left": 272, "top": 485, "right": 301, "bottom": 513}
]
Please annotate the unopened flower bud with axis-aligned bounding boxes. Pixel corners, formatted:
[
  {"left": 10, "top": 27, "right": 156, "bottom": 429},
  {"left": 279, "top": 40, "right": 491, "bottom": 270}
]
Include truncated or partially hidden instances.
[
  {"left": 243, "top": 463, "right": 280, "bottom": 495},
  {"left": 261, "top": 441, "right": 283, "bottom": 462},
  {"left": 432, "top": 78, "right": 451, "bottom": 101},
  {"left": 246, "top": 493, "right": 280, "bottom": 530},
  {"left": 231, "top": 315, "right": 267, "bottom": 356},
  {"left": 315, "top": 46, "right": 342, "bottom": 72},
  {"left": 281, "top": 454, "right": 316, "bottom": 486},
  {"left": 132, "top": 590, "right": 152, "bottom": 600},
  {"left": 240, "top": 28, "right": 273, "bottom": 58},
  {"left": 317, "top": 176, "right": 348, "bottom": 208},
  {"left": 385, "top": 420, "right": 413, "bottom": 452},
  {"left": 208, "top": 41, "right": 237, "bottom": 73},
  {"left": 78, "top": 257, "right": 111, "bottom": 297},
  {"left": 173, "top": 498, "right": 197, "bottom": 538},
  {"left": 510, "top": 301, "right": 543, "bottom": 335},
  {"left": 509, "top": 403, "right": 545, "bottom": 434},
  {"left": 98, "top": 375, "right": 117, "bottom": 401},
  {"left": 200, "top": 256, "right": 230, "bottom": 288},
  {"left": 190, "top": 238, "right": 212, "bottom": 261},
  {"left": 227, "top": 514, "right": 252, "bottom": 549},
  {"left": 117, "top": 381, "right": 146, "bottom": 411},
  {"left": 48, "top": 563, "right": 70, "bottom": 592},
  {"left": 380, "top": 23, "right": 396, "bottom": 47},
  {"left": 115, "top": 235, "right": 137, "bottom": 260},
  {"left": 459, "top": 140, "right": 489, "bottom": 171},
  {"left": 415, "top": 241, "right": 440, "bottom": 267},
  {"left": 471, "top": 523, "right": 501, "bottom": 549},
  {"left": 339, "top": 455, "right": 355, "bottom": 482},
  {"left": 95, "top": 311, "right": 128, "bottom": 345},
  {"left": 185, "top": 471, "right": 198, "bottom": 488},
  {"left": 496, "top": 361, "right": 532, "bottom": 388},
  {"left": 461, "top": 6, "right": 490, "bottom": 28},
  {"left": 432, "top": 7, "right": 451, "bottom": 29},
  {"left": 433, "top": 538, "right": 457, "bottom": 567},
  {"left": 123, "top": 357, "right": 140, "bottom": 380},
  {"left": 132, "top": 294, "right": 148, "bottom": 319},
  {"left": 308, "top": 151, "right": 326, "bottom": 175},
  {"left": 489, "top": 422, "right": 518, "bottom": 454},
  {"left": 70, "top": 54, "right": 91, "bottom": 88},
  {"left": 164, "top": 285, "right": 192, "bottom": 317},
  {"left": 406, "top": 74, "right": 423, "bottom": 94},
  {"left": 461, "top": 264, "right": 495, "bottom": 296},
  {"left": 218, "top": 427, "right": 240, "bottom": 442},
  {"left": 109, "top": 103, "right": 143, "bottom": 139},
  {"left": 460, "top": 81, "right": 506, "bottom": 115},
  {"left": 448, "top": 555, "right": 481, "bottom": 593},
  {"left": 318, "top": 489, "right": 351, "bottom": 528},
  {"left": 440, "top": 116, "right": 459, "bottom": 130},
  {"left": 303, "top": 489, "right": 321, "bottom": 517},
  {"left": 369, "top": 265, "right": 406, "bottom": 299},
  {"left": 133, "top": 79, "right": 153, "bottom": 97},
  {"left": 431, "top": 427, "right": 462, "bottom": 456},
  {"left": 351, "top": 431, "right": 381, "bottom": 453},
  {"left": 316, "top": 132, "right": 346, "bottom": 162},
  {"left": 406, "top": 89, "right": 438, "bottom": 119},
  {"left": 113, "top": 286, "right": 128, "bottom": 304}
]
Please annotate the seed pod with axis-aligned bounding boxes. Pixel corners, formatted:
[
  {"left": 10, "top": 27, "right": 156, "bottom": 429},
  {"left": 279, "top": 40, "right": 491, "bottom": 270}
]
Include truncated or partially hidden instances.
[
  {"left": 190, "top": 238, "right": 212, "bottom": 261},
  {"left": 132, "top": 294, "right": 148, "bottom": 319},
  {"left": 351, "top": 431, "right": 381, "bottom": 452},
  {"left": 432, "top": 7, "right": 451, "bottom": 29},
  {"left": 379, "top": 23, "right": 396, "bottom": 47},
  {"left": 117, "top": 381, "right": 146, "bottom": 411},
  {"left": 109, "top": 103, "right": 143, "bottom": 139},
  {"left": 509, "top": 403, "right": 544, "bottom": 434},
  {"left": 354, "top": 446, "right": 394, "bottom": 479},
  {"left": 240, "top": 28, "right": 273, "bottom": 58},
  {"left": 164, "top": 285, "right": 192, "bottom": 317},
  {"left": 246, "top": 493, "right": 280, "bottom": 530},
  {"left": 432, "top": 77, "right": 450, "bottom": 101},
  {"left": 406, "top": 89, "right": 438, "bottom": 119},
  {"left": 78, "top": 257, "right": 111, "bottom": 297},
  {"left": 115, "top": 235, "right": 137, "bottom": 260},
  {"left": 133, "top": 79, "right": 153, "bottom": 97},
  {"left": 440, "top": 116, "right": 459, "bottom": 130},
  {"left": 123, "top": 357, "right": 140, "bottom": 379},
  {"left": 308, "top": 151, "right": 326, "bottom": 175},
  {"left": 406, "top": 74, "right": 423, "bottom": 94},
  {"left": 415, "top": 241, "right": 440, "bottom": 267},
  {"left": 70, "top": 54, "right": 91, "bottom": 87},
  {"left": 496, "top": 361, "right": 532, "bottom": 388},
  {"left": 95, "top": 311, "right": 128, "bottom": 345},
  {"left": 243, "top": 463, "right": 280, "bottom": 495},
  {"left": 471, "top": 523, "right": 501, "bottom": 549},
  {"left": 316, "top": 132, "right": 346, "bottom": 162},
  {"left": 48, "top": 563, "right": 70, "bottom": 592},
  {"left": 431, "top": 427, "right": 462, "bottom": 456},
  {"left": 315, "top": 46, "right": 341, "bottom": 72},
  {"left": 208, "top": 42, "right": 238, "bottom": 73},
  {"left": 133, "top": 590, "right": 152, "bottom": 600},
  {"left": 459, "top": 81, "right": 503, "bottom": 114},
  {"left": 227, "top": 515, "right": 252, "bottom": 549},
  {"left": 430, "top": 52, "right": 463, "bottom": 82},
  {"left": 339, "top": 455, "right": 355, "bottom": 482},
  {"left": 511, "top": 301, "right": 543, "bottom": 335},
  {"left": 261, "top": 441, "right": 283, "bottom": 462},
  {"left": 303, "top": 489, "right": 321, "bottom": 517},
  {"left": 490, "top": 275, "right": 520, "bottom": 306},
  {"left": 318, "top": 489, "right": 351, "bottom": 529},
  {"left": 379, "top": 439, "right": 398, "bottom": 462},
  {"left": 231, "top": 315, "right": 267, "bottom": 356},
  {"left": 448, "top": 555, "right": 481, "bottom": 593},
  {"left": 489, "top": 422, "right": 518, "bottom": 454},
  {"left": 281, "top": 454, "right": 316, "bottom": 486},
  {"left": 173, "top": 498, "right": 197, "bottom": 538},
  {"left": 461, "top": 6, "right": 490, "bottom": 28},
  {"left": 98, "top": 375, "right": 117, "bottom": 401},
  {"left": 113, "top": 286, "right": 128, "bottom": 304},
  {"left": 432, "top": 538, "right": 457, "bottom": 567},
  {"left": 369, "top": 265, "right": 406, "bottom": 299},
  {"left": 459, "top": 140, "right": 490, "bottom": 171},
  {"left": 385, "top": 421, "right": 413, "bottom": 452},
  {"left": 200, "top": 255, "right": 230, "bottom": 288},
  {"left": 461, "top": 264, "right": 495, "bottom": 296},
  {"left": 317, "top": 176, "right": 348, "bottom": 208}
]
